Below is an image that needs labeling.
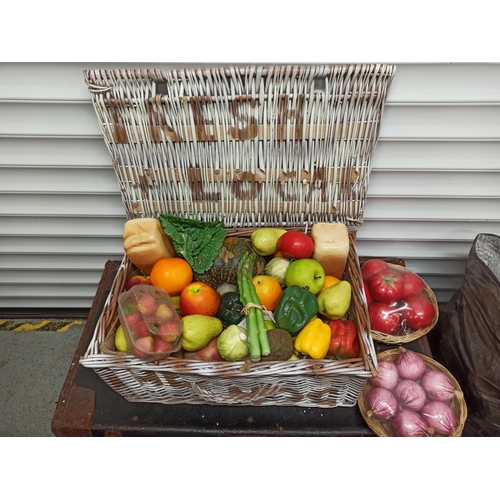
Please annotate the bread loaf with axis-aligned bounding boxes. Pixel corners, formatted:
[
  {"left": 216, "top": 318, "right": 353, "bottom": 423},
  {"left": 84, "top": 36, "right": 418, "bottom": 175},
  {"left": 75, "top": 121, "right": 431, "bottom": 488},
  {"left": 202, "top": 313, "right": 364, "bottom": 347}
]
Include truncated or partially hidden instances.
[
  {"left": 123, "top": 218, "right": 176, "bottom": 275},
  {"left": 311, "top": 223, "right": 349, "bottom": 280}
]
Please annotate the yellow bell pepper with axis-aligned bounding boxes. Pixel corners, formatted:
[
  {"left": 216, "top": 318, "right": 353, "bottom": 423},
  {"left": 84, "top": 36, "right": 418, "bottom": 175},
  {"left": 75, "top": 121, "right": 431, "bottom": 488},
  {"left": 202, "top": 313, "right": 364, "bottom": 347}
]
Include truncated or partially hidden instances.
[{"left": 294, "top": 317, "right": 331, "bottom": 359}]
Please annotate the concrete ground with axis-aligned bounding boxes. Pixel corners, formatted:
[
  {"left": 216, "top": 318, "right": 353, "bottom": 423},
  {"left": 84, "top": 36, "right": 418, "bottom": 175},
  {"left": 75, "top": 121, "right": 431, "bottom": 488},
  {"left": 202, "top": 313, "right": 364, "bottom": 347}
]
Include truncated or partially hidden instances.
[{"left": 0, "top": 319, "right": 84, "bottom": 437}]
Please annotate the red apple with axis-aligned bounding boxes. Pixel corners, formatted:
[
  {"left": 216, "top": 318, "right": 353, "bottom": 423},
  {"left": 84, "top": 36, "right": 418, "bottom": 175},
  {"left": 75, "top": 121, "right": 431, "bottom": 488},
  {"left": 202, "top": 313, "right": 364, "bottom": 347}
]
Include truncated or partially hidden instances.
[
  {"left": 156, "top": 303, "right": 177, "bottom": 322},
  {"left": 180, "top": 281, "right": 221, "bottom": 316},
  {"left": 137, "top": 294, "right": 157, "bottom": 316},
  {"left": 131, "top": 318, "right": 152, "bottom": 338},
  {"left": 133, "top": 336, "right": 154, "bottom": 358},
  {"left": 124, "top": 311, "right": 142, "bottom": 330},
  {"left": 152, "top": 336, "right": 173, "bottom": 355},
  {"left": 126, "top": 275, "right": 152, "bottom": 290},
  {"left": 157, "top": 320, "right": 181, "bottom": 342}
]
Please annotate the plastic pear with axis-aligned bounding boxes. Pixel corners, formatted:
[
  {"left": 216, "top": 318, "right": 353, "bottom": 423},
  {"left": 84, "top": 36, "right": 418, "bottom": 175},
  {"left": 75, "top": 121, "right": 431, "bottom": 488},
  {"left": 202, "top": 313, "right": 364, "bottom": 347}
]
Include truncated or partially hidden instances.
[{"left": 317, "top": 281, "right": 352, "bottom": 320}]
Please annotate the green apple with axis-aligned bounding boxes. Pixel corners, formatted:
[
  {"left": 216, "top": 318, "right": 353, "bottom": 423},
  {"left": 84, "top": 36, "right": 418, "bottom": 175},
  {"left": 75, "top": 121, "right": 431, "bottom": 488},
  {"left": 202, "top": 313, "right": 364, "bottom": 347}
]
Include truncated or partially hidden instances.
[{"left": 284, "top": 259, "right": 326, "bottom": 295}]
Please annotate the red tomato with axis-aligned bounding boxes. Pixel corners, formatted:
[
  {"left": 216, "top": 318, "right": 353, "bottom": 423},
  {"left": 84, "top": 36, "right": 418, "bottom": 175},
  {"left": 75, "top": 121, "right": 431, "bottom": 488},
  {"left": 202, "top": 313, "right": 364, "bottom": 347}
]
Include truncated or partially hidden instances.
[
  {"left": 276, "top": 231, "right": 314, "bottom": 259},
  {"left": 401, "top": 296, "right": 435, "bottom": 330},
  {"left": 369, "top": 302, "right": 401, "bottom": 335},
  {"left": 363, "top": 281, "right": 373, "bottom": 306},
  {"left": 361, "top": 259, "right": 390, "bottom": 281},
  {"left": 369, "top": 271, "right": 404, "bottom": 304},
  {"left": 401, "top": 272, "right": 425, "bottom": 299}
]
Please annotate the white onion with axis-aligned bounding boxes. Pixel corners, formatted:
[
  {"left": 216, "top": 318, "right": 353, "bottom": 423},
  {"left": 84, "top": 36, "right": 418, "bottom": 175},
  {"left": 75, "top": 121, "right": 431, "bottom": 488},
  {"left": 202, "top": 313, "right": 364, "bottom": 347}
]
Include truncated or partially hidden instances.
[
  {"left": 396, "top": 349, "right": 427, "bottom": 380},
  {"left": 421, "top": 401, "right": 458, "bottom": 436},
  {"left": 394, "top": 379, "right": 427, "bottom": 411},
  {"left": 367, "top": 387, "right": 398, "bottom": 420},
  {"left": 422, "top": 370, "right": 455, "bottom": 402},
  {"left": 371, "top": 360, "right": 400, "bottom": 390},
  {"left": 392, "top": 409, "right": 430, "bottom": 437}
]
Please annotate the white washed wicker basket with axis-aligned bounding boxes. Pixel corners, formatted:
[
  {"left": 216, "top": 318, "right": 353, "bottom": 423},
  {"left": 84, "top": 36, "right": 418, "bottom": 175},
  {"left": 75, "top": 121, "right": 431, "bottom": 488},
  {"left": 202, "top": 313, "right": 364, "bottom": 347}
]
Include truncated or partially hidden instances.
[{"left": 80, "top": 64, "right": 396, "bottom": 407}]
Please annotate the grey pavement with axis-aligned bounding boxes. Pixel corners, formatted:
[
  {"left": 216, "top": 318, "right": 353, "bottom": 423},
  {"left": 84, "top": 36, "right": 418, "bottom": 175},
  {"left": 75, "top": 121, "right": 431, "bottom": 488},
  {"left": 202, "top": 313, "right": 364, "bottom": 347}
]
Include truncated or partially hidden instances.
[{"left": 0, "top": 320, "right": 85, "bottom": 437}]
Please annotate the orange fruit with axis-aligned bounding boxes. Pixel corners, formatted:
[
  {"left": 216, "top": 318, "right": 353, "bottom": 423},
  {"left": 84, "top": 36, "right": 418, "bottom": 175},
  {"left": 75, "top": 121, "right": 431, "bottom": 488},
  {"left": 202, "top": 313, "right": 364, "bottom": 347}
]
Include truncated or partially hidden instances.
[
  {"left": 150, "top": 257, "right": 193, "bottom": 296},
  {"left": 252, "top": 275, "right": 283, "bottom": 311},
  {"left": 319, "top": 275, "right": 341, "bottom": 294}
]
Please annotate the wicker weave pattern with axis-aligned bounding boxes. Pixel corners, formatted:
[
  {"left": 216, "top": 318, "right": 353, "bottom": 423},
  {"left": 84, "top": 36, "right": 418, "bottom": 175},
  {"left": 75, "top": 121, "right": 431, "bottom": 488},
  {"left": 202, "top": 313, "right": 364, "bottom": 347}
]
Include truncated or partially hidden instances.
[
  {"left": 80, "top": 64, "right": 396, "bottom": 408},
  {"left": 84, "top": 65, "right": 395, "bottom": 226},
  {"left": 81, "top": 230, "right": 379, "bottom": 407}
]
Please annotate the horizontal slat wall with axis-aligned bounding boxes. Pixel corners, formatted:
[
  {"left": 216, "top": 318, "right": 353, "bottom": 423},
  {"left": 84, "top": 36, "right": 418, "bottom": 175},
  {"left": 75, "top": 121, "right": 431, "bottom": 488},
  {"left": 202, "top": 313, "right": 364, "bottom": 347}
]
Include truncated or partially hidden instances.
[{"left": 0, "top": 62, "right": 499, "bottom": 310}]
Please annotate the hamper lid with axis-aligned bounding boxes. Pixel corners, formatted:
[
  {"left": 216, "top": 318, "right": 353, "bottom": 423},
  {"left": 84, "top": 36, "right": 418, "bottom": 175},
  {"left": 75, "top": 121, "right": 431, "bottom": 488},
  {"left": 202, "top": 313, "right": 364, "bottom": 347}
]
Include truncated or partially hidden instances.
[{"left": 84, "top": 64, "right": 396, "bottom": 228}]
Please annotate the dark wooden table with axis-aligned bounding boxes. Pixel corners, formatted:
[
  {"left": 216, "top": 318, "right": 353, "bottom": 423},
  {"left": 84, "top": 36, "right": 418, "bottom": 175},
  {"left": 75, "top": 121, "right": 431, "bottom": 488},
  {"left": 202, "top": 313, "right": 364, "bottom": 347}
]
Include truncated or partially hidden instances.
[{"left": 51, "top": 259, "right": 434, "bottom": 437}]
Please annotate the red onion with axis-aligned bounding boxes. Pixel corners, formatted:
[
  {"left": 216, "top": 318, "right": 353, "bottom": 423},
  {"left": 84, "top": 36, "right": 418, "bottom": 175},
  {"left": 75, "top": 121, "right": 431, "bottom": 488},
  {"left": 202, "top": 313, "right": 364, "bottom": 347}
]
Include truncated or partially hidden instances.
[
  {"left": 394, "top": 379, "right": 427, "bottom": 411},
  {"left": 367, "top": 387, "right": 398, "bottom": 420},
  {"left": 421, "top": 401, "right": 458, "bottom": 436},
  {"left": 392, "top": 409, "right": 430, "bottom": 437},
  {"left": 422, "top": 369, "right": 455, "bottom": 402},
  {"left": 396, "top": 349, "right": 426, "bottom": 380},
  {"left": 371, "top": 360, "right": 400, "bottom": 390}
]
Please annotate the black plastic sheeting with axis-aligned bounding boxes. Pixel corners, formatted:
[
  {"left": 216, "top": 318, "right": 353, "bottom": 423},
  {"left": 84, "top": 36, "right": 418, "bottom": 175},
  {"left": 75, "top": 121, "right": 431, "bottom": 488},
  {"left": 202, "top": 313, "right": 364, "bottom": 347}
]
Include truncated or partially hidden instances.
[{"left": 435, "top": 233, "right": 500, "bottom": 437}]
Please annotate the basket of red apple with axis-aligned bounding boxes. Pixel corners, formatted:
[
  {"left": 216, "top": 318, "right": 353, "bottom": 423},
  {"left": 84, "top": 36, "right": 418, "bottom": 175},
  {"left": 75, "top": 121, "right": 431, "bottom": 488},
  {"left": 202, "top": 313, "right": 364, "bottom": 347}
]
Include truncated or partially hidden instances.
[{"left": 361, "top": 259, "right": 439, "bottom": 344}]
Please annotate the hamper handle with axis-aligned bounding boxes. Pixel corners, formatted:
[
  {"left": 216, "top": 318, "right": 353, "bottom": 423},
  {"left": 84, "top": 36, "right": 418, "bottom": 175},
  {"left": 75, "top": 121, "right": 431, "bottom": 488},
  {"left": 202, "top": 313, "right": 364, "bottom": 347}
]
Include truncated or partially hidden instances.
[{"left": 190, "top": 381, "right": 283, "bottom": 405}]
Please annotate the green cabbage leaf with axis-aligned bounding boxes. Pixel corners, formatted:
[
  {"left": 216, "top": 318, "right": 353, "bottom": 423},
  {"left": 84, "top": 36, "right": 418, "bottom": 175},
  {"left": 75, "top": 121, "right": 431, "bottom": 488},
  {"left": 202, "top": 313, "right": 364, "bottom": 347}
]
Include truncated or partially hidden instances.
[{"left": 158, "top": 214, "right": 226, "bottom": 274}]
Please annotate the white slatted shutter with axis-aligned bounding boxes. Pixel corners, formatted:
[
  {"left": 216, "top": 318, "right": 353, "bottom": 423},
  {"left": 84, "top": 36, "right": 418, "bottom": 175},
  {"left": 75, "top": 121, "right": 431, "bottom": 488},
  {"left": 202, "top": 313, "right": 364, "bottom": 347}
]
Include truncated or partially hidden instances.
[{"left": 1, "top": 62, "right": 499, "bottom": 310}]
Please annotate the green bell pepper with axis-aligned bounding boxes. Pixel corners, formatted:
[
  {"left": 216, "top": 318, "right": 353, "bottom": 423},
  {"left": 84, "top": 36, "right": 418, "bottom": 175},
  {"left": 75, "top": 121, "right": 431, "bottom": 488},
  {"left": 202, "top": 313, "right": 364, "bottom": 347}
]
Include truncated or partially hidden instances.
[
  {"left": 216, "top": 291, "right": 244, "bottom": 326},
  {"left": 274, "top": 285, "right": 319, "bottom": 335}
]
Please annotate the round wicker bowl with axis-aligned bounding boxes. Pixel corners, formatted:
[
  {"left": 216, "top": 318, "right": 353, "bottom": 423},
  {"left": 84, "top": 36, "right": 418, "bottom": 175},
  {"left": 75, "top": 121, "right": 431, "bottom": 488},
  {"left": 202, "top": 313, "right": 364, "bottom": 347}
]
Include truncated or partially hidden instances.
[
  {"left": 368, "top": 265, "right": 439, "bottom": 345},
  {"left": 358, "top": 347, "right": 468, "bottom": 437}
]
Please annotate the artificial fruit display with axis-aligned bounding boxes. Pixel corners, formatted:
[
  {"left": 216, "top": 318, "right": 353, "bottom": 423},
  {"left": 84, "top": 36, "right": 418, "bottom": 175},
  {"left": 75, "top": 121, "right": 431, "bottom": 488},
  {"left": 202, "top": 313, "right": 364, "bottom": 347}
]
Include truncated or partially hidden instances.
[{"left": 117, "top": 217, "right": 448, "bottom": 364}]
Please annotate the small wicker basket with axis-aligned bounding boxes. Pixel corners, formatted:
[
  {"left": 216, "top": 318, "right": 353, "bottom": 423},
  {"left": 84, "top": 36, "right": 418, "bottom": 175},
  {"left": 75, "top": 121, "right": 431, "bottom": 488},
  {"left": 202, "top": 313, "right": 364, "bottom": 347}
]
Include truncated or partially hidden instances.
[
  {"left": 80, "top": 64, "right": 396, "bottom": 407},
  {"left": 358, "top": 347, "right": 468, "bottom": 436},
  {"left": 369, "top": 270, "right": 440, "bottom": 345}
]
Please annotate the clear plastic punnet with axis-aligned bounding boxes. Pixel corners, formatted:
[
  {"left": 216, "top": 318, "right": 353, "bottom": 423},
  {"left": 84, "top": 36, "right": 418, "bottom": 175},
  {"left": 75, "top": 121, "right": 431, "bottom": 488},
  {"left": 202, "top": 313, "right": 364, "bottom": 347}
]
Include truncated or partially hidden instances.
[{"left": 117, "top": 284, "right": 182, "bottom": 362}]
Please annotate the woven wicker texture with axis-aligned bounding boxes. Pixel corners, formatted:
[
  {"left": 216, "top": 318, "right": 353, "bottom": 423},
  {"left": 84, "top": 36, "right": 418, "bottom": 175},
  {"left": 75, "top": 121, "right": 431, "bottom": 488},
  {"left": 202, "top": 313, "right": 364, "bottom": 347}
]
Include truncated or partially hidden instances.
[
  {"left": 80, "top": 64, "right": 396, "bottom": 407},
  {"left": 84, "top": 65, "right": 395, "bottom": 226},
  {"left": 81, "top": 229, "right": 378, "bottom": 407},
  {"left": 358, "top": 347, "right": 468, "bottom": 436}
]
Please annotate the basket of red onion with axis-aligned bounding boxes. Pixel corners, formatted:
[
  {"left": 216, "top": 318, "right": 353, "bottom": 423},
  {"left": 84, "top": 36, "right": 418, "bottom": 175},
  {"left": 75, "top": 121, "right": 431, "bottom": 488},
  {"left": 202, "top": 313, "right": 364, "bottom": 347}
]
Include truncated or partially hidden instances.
[
  {"left": 361, "top": 260, "right": 439, "bottom": 344},
  {"left": 358, "top": 347, "right": 467, "bottom": 437}
]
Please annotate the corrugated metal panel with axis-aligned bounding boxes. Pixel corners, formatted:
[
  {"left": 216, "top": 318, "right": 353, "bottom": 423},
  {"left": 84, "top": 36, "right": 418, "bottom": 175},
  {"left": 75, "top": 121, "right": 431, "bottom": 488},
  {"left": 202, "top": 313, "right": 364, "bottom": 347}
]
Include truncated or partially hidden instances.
[{"left": 0, "top": 62, "right": 499, "bottom": 309}]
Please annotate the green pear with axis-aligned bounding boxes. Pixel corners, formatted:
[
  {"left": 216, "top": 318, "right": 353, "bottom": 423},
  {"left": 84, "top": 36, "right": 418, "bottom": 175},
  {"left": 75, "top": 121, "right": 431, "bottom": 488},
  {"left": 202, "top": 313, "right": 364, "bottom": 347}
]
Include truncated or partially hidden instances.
[
  {"left": 317, "top": 281, "right": 352, "bottom": 320},
  {"left": 251, "top": 228, "right": 287, "bottom": 256},
  {"left": 114, "top": 325, "right": 129, "bottom": 352},
  {"left": 181, "top": 314, "right": 223, "bottom": 351}
]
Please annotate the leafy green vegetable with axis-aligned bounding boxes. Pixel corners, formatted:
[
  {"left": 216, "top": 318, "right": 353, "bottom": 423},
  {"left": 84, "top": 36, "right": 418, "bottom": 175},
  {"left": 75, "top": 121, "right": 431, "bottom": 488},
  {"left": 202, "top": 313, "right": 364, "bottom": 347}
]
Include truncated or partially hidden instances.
[{"left": 158, "top": 214, "right": 226, "bottom": 274}]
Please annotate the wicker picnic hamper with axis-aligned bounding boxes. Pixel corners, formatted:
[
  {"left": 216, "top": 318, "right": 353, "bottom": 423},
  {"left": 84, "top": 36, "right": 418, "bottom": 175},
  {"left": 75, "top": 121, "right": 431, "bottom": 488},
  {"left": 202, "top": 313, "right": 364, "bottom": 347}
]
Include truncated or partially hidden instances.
[{"left": 80, "top": 64, "right": 397, "bottom": 407}]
